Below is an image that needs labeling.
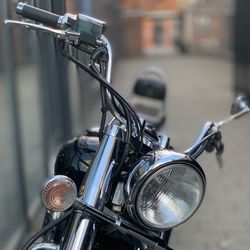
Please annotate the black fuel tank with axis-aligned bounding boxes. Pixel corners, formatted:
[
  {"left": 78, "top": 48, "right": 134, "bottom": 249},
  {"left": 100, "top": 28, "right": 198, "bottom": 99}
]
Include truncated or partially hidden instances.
[{"left": 54, "top": 135, "right": 99, "bottom": 190}]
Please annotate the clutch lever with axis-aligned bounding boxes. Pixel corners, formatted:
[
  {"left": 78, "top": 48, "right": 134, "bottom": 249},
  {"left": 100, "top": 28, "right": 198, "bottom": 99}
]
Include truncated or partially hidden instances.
[
  {"left": 214, "top": 131, "right": 224, "bottom": 169},
  {"left": 216, "top": 154, "right": 223, "bottom": 169},
  {"left": 4, "top": 20, "right": 80, "bottom": 43}
]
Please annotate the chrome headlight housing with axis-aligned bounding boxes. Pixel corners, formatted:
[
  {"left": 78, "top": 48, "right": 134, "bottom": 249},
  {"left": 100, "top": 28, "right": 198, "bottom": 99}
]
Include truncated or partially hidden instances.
[{"left": 126, "top": 150, "right": 205, "bottom": 230}]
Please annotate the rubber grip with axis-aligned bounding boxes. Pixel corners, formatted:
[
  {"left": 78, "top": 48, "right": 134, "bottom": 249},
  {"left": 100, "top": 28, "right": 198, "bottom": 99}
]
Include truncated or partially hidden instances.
[{"left": 16, "top": 2, "right": 60, "bottom": 28}]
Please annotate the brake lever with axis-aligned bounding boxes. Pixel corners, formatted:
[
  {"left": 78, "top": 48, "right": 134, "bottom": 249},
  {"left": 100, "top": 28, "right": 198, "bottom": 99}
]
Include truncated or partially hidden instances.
[
  {"left": 5, "top": 20, "right": 65, "bottom": 34},
  {"left": 4, "top": 20, "right": 80, "bottom": 43},
  {"left": 207, "top": 131, "right": 224, "bottom": 169}
]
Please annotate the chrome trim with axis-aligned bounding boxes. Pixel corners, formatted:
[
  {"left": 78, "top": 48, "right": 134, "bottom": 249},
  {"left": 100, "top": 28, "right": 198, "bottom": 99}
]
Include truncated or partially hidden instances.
[
  {"left": 80, "top": 123, "right": 122, "bottom": 209},
  {"left": 64, "top": 212, "right": 96, "bottom": 250},
  {"left": 126, "top": 149, "right": 206, "bottom": 229},
  {"left": 5, "top": 20, "right": 65, "bottom": 34},
  {"left": 184, "top": 121, "right": 213, "bottom": 158},
  {"left": 216, "top": 107, "right": 250, "bottom": 129},
  {"left": 142, "top": 134, "right": 158, "bottom": 149},
  {"left": 16, "top": 2, "right": 25, "bottom": 15},
  {"left": 102, "top": 36, "right": 112, "bottom": 83},
  {"left": 31, "top": 243, "right": 58, "bottom": 250},
  {"left": 231, "top": 95, "right": 250, "bottom": 115},
  {"left": 4, "top": 20, "right": 80, "bottom": 42},
  {"left": 159, "top": 135, "right": 169, "bottom": 149},
  {"left": 207, "top": 96, "right": 250, "bottom": 131},
  {"left": 41, "top": 175, "right": 77, "bottom": 212},
  {"left": 57, "top": 15, "right": 66, "bottom": 28},
  {"left": 52, "top": 211, "right": 61, "bottom": 220},
  {"left": 72, "top": 202, "right": 169, "bottom": 250},
  {"left": 44, "top": 210, "right": 62, "bottom": 224},
  {"left": 57, "top": 14, "right": 76, "bottom": 29},
  {"left": 63, "top": 122, "right": 124, "bottom": 249},
  {"left": 70, "top": 219, "right": 96, "bottom": 250},
  {"left": 126, "top": 150, "right": 189, "bottom": 197},
  {"left": 100, "top": 36, "right": 127, "bottom": 124}
]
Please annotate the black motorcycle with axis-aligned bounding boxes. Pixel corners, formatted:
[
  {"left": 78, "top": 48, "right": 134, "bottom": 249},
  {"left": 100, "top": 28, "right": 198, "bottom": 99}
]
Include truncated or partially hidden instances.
[{"left": 5, "top": 3, "right": 250, "bottom": 250}]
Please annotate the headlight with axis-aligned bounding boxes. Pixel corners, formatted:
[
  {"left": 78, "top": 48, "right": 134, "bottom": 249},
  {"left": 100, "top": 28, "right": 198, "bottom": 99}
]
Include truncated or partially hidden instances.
[
  {"left": 126, "top": 150, "right": 205, "bottom": 230},
  {"left": 41, "top": 175, "right": 77, "bottom": 212}
]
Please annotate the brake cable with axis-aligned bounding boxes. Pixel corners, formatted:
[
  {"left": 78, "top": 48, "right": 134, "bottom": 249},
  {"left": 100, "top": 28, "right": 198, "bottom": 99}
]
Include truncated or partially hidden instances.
[
  {"left": 59, "top": 43, "right": 142, "bottom": 150},
  {"left": 21, "top": 209, "right": 73, "bottom": 250}
]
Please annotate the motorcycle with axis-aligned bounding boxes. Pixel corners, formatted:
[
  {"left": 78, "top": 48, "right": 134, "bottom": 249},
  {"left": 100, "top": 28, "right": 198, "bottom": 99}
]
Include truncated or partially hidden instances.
[{"left": 5, "top": 3, "right": 250, "bottom": 250}]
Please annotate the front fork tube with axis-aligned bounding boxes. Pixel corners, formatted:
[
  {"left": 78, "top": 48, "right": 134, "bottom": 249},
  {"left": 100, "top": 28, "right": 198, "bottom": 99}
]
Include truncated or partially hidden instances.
[
  {"left": 63, "top": 123, "right": 123, "bottom": 249},
  {"left": 63, "top": 212, "right": 96, "bottom": 250}
]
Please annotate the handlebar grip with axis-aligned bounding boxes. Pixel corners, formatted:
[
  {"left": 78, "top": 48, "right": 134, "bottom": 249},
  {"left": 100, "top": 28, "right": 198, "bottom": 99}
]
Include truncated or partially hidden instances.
[{"left": 16, "top": 2, "right": 61, "bottom": 28}]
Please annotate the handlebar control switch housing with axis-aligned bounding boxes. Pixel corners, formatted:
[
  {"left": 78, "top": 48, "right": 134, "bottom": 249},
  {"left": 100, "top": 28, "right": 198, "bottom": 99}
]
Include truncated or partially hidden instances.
[{"left": 74, "top": 14, "right": 105, "bottom": 46}]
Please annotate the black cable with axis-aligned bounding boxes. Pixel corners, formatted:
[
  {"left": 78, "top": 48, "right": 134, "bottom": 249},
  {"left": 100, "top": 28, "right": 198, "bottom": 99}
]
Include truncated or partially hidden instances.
[
  {"left": 111, "top": 95, "right": 125, "bottom": 118},
  {"left": 90, "top": 47, "right": 109, "bottom": 141},
  {"left": 99, "top": 86, "right": 107, "bottom": 140},
  {"left": 138, "top": 120, "right": 146, "bottom": 153},
  {"left": 60, "top": 46, "right": 142, "bottom": 146},
  {"left": 89, "top": 49, "right": 133, "bottom": 145},
  {"left": 59, "top": 42, "right": 144, "bottom": 179},
  {"left": 90, "top": 61, "right": 137, "bottom": 145},
  {"left": 79, "top": 159, "right": 90, "bottom": 167},
  {"left": 111, "top": 142, "right": 130, "bottom": 179},
  {"left": 99, "top": 65, "right": 108, "bottom": 140},
  {"left": 91, "top": 54, "right": 132, "bottom": 175},
  {"left": 21, "top": 209, "right": 73, "bottom": 250},
  {"left": 88, "top": 48, "right": 135, "bottom": 177}
]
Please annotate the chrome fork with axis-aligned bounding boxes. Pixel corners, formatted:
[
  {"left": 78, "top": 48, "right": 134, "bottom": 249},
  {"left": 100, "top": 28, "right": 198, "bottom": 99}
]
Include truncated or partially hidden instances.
[
  {"left": 63, "top": 122, "right": 124, "bottom": 249},
  {"left": 62, "top": 36, "right": 117, "bottom": 250}
]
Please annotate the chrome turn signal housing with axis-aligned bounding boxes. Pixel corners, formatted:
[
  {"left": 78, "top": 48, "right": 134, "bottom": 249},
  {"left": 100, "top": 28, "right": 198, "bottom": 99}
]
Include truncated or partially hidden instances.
[
  {"left": 41, "top": 175, "right": 77, "bottom": 212},
  {"left": 126, "top": 150, "right": 206, "bottom": 230}
]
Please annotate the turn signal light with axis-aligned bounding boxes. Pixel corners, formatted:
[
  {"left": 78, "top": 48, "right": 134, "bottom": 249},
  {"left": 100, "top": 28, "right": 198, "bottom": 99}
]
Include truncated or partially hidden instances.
[{"left": 41, "top": 175, "right": 77, "bottom": 212}]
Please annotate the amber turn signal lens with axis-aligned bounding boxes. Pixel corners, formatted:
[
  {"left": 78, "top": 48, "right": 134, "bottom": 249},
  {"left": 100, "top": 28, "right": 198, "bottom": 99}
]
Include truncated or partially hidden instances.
[{"left": 41, "top": 175, "right": 77, "bottom": 212}]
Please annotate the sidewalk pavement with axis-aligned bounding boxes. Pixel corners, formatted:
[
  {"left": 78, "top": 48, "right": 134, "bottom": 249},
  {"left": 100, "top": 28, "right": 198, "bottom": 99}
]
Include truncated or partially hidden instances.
[{"left": 112, "top": 55, "right": 250, "bottom": 250}]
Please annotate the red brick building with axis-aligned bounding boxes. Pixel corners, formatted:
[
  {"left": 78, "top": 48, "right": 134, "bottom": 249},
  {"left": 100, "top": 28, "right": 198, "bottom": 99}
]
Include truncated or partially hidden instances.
[
  {"left": 182, "top": 0, "right": 233, "bottom": 56},
  {"left": 122, "top": 0, "right": 183, "bottom": 57}
]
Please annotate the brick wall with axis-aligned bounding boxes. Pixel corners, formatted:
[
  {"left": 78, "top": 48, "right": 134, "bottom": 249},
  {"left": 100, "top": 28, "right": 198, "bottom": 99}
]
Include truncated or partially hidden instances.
[
  {"left": 163, "top": 19, "right": 175, "bottom": 47},
  {"left": 122, "top": 0, "right": 140, "bottom": 9},
  {"left": 122, "top": 0, "right": 181, "bottom": 56},
  {"left": 140, "top": 0, "right": 181, "bottom": 11},
  {"left": 123, "top": 0, "right": 182, "bottom": 10},
  {"left": 122, "top": 17, "right": 143, "bottom": 57},
  {"left": 142, "top": 18, "right": 175, "bottom": 48},
  {"left": 142, "top": 18, "right": 154, "bottom": 48}
]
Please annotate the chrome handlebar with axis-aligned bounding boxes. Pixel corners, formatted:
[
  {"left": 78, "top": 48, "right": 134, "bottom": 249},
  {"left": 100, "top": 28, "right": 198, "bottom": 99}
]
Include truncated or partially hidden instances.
[
  {"left": 185, "top": 104, "right": 250, "bottom": 160},
  {"left": 184, "top": 122, "right": 213, "bottom": 159},
  {"left": 6, "top": 2, "right": 105, "bottom": 47}
]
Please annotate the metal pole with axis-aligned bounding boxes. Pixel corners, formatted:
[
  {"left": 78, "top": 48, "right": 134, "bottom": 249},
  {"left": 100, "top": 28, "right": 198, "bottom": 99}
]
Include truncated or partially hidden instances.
[
  {"left": 51, "top": 0, "right": 72, "bottom": 140},
  {"left": 2, "top": 0, "right": 29, "bottom": 223},
  {"left": 81, "top": 0, "right": 92, "bottom": 15}
]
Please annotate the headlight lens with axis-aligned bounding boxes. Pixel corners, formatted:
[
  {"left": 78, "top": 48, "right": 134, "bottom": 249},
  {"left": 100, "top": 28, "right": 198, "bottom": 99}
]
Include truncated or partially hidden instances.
[{"left": 136, "top": 164, "right": 204, "bottom": 229}]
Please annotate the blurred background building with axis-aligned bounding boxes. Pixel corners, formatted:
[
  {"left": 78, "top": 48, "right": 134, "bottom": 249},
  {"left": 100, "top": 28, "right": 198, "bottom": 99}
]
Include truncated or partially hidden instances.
[
  {"left": 122, "top": 0, "right": 182, "bottom": 56},
  {"left": 0, "top": 0, "right": 250, "bottom": 250},
  {"left": 122, "top": 0, "right": 234, "bottom": 57},
  {"left": 182, "top": 0, "right": 233, "bottom": 56}
]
